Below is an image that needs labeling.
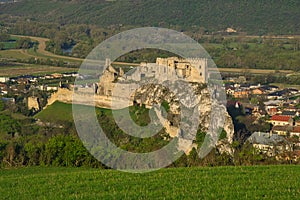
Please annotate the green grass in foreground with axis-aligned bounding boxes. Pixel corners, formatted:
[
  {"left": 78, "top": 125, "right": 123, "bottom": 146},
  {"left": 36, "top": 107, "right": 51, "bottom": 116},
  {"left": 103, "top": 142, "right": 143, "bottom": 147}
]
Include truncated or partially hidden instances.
[{"left": 0, "top": 165, "right": 299, "bottom": 199}]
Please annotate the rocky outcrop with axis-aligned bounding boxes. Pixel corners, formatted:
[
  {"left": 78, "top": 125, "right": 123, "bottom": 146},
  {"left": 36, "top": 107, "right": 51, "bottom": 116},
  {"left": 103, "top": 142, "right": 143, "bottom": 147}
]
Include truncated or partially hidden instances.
[{"left": 133, "top": 83, "right": 234, "bottom": 155}]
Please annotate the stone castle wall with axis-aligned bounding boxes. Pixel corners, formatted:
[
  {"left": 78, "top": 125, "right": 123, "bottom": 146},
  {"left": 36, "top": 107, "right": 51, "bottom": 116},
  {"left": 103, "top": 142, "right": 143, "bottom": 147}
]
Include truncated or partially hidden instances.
[{"left": 27, "top": 96, "right": 40, "bottom": 110}]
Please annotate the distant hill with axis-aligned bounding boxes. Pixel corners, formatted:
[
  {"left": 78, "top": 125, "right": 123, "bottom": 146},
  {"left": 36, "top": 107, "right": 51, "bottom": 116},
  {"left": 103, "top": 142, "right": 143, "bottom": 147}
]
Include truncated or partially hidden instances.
[{"left": 0, "top": 0, "right": 299, "bottom": 35}]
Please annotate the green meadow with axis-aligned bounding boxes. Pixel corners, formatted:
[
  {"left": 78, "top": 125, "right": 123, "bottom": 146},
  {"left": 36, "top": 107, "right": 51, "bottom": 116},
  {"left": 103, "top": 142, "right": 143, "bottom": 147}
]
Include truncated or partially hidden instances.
[{"left": 0, "top": 165, "right": 299, "bottom": 199}]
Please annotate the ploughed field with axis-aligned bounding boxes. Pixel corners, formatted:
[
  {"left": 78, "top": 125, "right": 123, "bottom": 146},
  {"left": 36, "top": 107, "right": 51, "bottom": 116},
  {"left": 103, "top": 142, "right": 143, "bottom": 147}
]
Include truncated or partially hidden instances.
[{"left": 0, "top": 165, "right": 299, "bottom": 199}]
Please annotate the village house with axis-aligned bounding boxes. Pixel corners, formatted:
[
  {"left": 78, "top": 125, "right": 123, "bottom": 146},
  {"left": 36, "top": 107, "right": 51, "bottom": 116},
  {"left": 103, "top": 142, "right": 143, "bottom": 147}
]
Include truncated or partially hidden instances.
[
  {"left": 51, "top": 73, "right": 63, "bottom": 79},
  {"left": 276, "top": 150, "right": 300, "bottom": 163},
  {"left": 268, "top": 107, "right": 278, "bottom": 116},
  {"left": 233, "top": 89, "right": 250, "bottom": 98},
  {"left": 247, "top": 132, "right": 292, "bottom": 157},
  {"left": 267, "top": 90, "right": 288, "bottom": 100},
  {"left": 0, "top": 83, "right": 8, "bottom": 95},
  {"left": 287, "top": 88, "right": 299, "bottom": 95},
  {"left": 265, "top": 103, "right": 279, "bottom": 115},
  {"left": 0, "top": 77, "right": 9, "bottom": 83},
  {"left": 290, "top": 126, "right": 300, "bottom": 138},
  {"left": 252, "top": 88, "right": 265, "bottom": 95},
  {"left": 225, "top": 86, "right": 235, "bottom": 96},
  {"left": 249, "top": 83, "right": 261, "bottom": 89},
  {"left": 260, "top": 85, "right": 279, "bottom": 93},
  {"left": 1, "top": 97, "right": 15, "bottom": 104},
  {"left": 281, "top": 110, "right": 298, "bottom": 117},
  {"left": 269, "top": 115, "right": 294, "bottom": 126},
  {"left": 271, "top": 125, "right": 292, "bottom": 136}
]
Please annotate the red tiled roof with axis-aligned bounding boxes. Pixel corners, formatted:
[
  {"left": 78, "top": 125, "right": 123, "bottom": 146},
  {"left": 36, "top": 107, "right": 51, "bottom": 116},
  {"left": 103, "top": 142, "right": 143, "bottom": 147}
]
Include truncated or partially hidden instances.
[
  {"left": 270, "top": 115, "right": 291, "bottom": 122},
  {"left": 269, "top": 108, "right": 278, "bottom": 112},
  {"left": 292, "top": 126, "right": 300, "bottom": 133}
]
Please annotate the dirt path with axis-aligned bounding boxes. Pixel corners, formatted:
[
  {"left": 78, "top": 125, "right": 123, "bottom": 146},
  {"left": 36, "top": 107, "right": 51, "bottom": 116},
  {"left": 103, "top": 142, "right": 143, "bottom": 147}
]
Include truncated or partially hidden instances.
[
  {"left": 12, "top": 35, "right": 84, "bottom": 62},
  {"left": 11, "top": 35, "right": 142, "bottom": 66}
]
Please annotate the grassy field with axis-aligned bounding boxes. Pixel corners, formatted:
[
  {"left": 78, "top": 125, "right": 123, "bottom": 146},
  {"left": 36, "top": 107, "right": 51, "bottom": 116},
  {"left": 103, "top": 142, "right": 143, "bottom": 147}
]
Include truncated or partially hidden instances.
[
  {"left": 36, "top": 101, "right": 149, "bottom": 125},
  {"left": 0, "top": 165, "right": 299, "bottom": 199},
  {"left": 0, "top": 49, "right": 33, "bottom": 60},
  {"left": 36, "top": 101, "right": 112, "bottom": 123},
  {"left": 0, "top": 64, "right": 77, "bottom": 77},
  {"left": 35, "top": 101, "right": 77, "bottom": 122}
]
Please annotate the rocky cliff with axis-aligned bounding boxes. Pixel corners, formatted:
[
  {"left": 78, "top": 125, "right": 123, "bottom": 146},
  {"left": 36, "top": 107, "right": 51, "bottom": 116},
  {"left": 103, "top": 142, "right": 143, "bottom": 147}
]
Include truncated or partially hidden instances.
[{"left": 133, "top": 83, "right": 234, "bottom": 155}]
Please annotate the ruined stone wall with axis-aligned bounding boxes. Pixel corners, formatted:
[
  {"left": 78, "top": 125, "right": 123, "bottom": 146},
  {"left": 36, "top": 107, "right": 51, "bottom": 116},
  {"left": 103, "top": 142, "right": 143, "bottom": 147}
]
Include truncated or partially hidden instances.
[
  {"left": 27, "top": 97, "right": 40, "bottom": 110},
  {"left": 45, "top": 87, "right": 133, "bottom": 110}
]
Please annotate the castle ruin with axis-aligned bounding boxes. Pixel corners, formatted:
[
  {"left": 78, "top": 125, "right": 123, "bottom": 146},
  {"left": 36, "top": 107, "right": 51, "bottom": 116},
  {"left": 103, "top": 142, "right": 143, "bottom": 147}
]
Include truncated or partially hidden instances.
[{"left": 98, "top": 57, "right": 208, "bottom": 96}]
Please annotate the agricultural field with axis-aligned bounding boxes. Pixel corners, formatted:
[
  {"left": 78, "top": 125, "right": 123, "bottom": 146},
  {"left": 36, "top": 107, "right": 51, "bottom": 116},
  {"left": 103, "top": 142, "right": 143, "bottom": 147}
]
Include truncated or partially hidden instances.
[
  {"left": 0, "top": 165, "right": 299, "bottom": 199},
  {"left": 0, "top": 49, "right": 33, "bottom": 60},
  {"left": 0, "top": 64, "right": 77, "bottom": 77}
]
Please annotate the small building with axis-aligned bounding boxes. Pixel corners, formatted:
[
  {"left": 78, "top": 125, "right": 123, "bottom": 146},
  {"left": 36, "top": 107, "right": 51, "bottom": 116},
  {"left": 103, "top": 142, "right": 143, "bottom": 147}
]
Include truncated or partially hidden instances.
[
  {"left": 277, "top": 150, "right": 300, "bottom": 162},
  {"left": 247, "top": 132, "right": 292, "bottom": 157},
  {"left": 271, "top": 125, "right": 292, "bottom": 136},
  {"left": 51, "top": 73, "right": 63, "bottom": 79},
  {"left": 252, "top": 88, "right": 265, "bottom": 95},
  {"left": 281, "top": 110, "right": 298, "bottom": 117},
  {"left": 1, "top": 97, "right": 15, "bottom": 104},
  {"left": 268, "top": 107, "right": 278, "bottom": 116},
  {"left": 225, "top": 86, "right": 235, "bottom": 95},
  {"left": 46, "top": 86, "right": 58, "bottom": 91},
  {"left": 0, "top": 77, "right": 9, "bottom": 83},
  {"left": 249, "top": 83, "right": 261, "bottom": 89},
  {"left": 267, "top": 90, "right": 288, "bottom": 100},
  {"left": 233, "top": 90, "right": 250, "bottom": 98},
  {"left": 269, "top": 115, "right": 293, "bottom": 126},
  {"left": 265, "top": 104, "right": 279, "bottom": 114},
  {"left": 260, "top": 85, "right": 279, "bottom": 92},
  {"left": 287, "top": 88, "right": 299, "bottom": 95},
  {"left": 290, "top": 126, "right": 300, "bottom": 138}
]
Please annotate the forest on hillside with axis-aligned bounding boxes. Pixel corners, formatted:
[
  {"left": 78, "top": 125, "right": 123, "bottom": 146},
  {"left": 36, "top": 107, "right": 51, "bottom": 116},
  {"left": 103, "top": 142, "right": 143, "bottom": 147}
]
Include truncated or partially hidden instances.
[{"left": 0, "top": 0, "right": 299, "bottom": 35}]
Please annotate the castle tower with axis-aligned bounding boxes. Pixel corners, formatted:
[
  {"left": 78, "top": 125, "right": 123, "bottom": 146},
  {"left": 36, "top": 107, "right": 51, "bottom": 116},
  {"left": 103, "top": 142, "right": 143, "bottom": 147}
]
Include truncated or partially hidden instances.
[
  {"left": 105, "top": 58, "right": 111, "bottom": 68},
  {"left": 187, "top": 58, "right": 208, "bottom": 83}
]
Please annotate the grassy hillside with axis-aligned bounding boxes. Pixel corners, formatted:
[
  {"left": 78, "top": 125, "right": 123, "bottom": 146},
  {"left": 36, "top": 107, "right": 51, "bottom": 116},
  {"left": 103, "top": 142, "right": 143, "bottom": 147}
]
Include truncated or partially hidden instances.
[
  {"left": 0, "top": 0, "right": 299, "bottom": 35},
  {"left": 0, "top": 165, "right": 299, "bottom": 199},
  {"left": 35, "top": 101, "right": 75, "bottom": 122}
]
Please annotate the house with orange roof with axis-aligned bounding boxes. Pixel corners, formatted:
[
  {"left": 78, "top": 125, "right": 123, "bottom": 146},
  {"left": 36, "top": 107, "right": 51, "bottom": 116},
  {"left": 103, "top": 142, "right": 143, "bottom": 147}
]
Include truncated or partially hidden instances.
[
  {"left": 233, "top": 90, "right": 250, "bottom": 98},
  {"left": 252, "top": 88, "right": 265, "bottom": 95},
  {"left": 269, "top": 115, "right": 293, "bottom": 126}
]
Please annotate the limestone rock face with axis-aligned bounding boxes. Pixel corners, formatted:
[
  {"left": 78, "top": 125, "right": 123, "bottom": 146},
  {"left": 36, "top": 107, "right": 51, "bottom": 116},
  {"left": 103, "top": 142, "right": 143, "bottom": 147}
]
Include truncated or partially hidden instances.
[{"left": 134, "top": 83, "right": 234, "bottom": 155}]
